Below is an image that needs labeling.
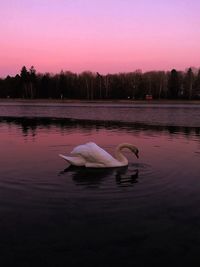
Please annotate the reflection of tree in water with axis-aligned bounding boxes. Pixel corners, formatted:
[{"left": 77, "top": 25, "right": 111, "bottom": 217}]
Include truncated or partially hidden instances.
[
  {"left": 21, "top": 119, "right": 37, "bottom": 136},
  {"left": 59, "top": 165, "right": 139, "bottom": 188},
  {"left": 0, "top": 116, "right": 200, "bottom": 138}
]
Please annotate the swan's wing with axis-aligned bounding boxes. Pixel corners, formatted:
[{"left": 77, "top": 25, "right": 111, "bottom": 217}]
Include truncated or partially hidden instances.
[
  {"left": 59, "top": 154, "right": 86, "bottom": 166},
  {"left": 71, "top": 142, "right": 115, "bottom": 164}
]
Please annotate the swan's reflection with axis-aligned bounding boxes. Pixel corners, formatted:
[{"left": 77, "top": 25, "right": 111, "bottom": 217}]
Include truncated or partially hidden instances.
[
  {"left": 115, "top": 169, "right": 138, "bottom": 186},
  {"left": 59, "top": 165, "right": 139, "bottom": 187}
]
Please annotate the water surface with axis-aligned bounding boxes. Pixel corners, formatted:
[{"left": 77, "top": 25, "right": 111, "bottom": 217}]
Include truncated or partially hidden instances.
[
  {"left": 0, "top": 103, "right": 200, "bottom": 266},
  {"left": 1, "top": 101, "right": 200, "bottom": 126}
]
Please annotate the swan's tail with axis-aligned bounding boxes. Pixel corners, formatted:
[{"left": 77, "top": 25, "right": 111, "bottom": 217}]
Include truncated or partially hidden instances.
[
  {"left": 59, "top": 154, "right": 85, "bottom": 166},
  {"left": 59, "top": 154, "right": 70, "bottom": 161}
]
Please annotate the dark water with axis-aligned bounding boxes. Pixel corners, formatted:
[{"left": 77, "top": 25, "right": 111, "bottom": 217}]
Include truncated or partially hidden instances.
[{"left": 0, "top": 103, "right": 200, "bottom": 266}]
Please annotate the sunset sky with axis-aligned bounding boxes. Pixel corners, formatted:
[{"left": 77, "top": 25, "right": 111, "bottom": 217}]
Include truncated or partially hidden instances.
[{"left": 0, "top": 0, "right": 200, "bottom": 77}]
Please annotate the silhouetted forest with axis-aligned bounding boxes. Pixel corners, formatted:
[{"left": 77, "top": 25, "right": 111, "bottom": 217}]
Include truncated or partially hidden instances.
[{"left": 0, "top": 66, "right": 200, "bottom": 100}]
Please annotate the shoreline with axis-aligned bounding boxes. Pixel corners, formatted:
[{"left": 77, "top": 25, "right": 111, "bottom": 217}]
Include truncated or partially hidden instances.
[{"left": 0, "top": 98, "right": 200, "bottom": 105}]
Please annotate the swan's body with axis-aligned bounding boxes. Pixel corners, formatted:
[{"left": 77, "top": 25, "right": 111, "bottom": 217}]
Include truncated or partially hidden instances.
[{"left": 59, "top": 142, "right": 139, "bottom": 168}]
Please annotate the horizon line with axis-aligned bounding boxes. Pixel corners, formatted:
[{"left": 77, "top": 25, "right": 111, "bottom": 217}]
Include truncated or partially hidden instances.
[{"left": 1, "top": 65, "right": 200, "bottom": 78}]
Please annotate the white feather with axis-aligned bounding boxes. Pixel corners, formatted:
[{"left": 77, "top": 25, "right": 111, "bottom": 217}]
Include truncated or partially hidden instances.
[{"left": 59, "top": 142, "right": 139, "bottom": 168}]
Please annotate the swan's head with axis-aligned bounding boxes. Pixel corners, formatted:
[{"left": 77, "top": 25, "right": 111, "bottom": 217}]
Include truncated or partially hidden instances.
[
  {"left": 131, "top": 147, "right": 139, "bottom": 158},
  {"left": 117, "top": 143, "right": 139, "bottom": 159}
]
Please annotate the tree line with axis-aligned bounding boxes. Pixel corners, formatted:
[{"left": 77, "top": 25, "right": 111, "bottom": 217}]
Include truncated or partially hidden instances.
[{"left": 0, "top": 66, "right": 200, "bottom": 100}]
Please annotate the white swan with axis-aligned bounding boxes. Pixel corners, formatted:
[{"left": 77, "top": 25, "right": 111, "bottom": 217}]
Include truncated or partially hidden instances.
[{"left": 59, "top": 142, "right": 139, "bottom": 168}]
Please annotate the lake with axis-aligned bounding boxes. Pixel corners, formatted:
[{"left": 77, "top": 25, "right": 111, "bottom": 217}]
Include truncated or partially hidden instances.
[{"left": 0, "top": 101, "right": 200, "bottom": 266}]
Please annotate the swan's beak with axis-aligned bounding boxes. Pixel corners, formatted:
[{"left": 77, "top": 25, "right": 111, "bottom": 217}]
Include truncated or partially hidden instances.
[{"left": 134, "top": 150, "right": 139, "bottom": 158}]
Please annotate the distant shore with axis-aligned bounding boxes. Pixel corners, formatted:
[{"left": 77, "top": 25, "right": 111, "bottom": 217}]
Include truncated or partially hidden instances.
[{"left": 0, "top": 98, "right": 200, "bottom": 105}]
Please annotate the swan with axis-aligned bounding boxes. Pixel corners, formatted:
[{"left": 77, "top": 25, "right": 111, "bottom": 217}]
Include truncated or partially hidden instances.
[{"left": 59, "top": 142, "right": 139, "bottom": 168}]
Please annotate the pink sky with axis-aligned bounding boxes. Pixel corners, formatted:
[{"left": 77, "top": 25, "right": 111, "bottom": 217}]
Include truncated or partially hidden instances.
[{"left": 0, "top": 0, "right": 200, "bottom": 77}]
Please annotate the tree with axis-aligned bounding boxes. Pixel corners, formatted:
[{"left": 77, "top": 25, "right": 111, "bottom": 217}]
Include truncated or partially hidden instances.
[
  {"left": 20, "top": 66, "right": 29, "bottom": 98},
  {"left": 20, "top": 66, "right": 37, "bottom": 98},
  {"left": 79, "top": 71, "right": 96, "bottom": 99},
  {"left": 194, "top": 69, "right": 200, "bottom": 98},
  {"left": 39, "top": 73, "right": 51, "bottom": 98},
  {"left": 168, "top": 69, "right": 180, "bottom": 99},
  {"left": 29, "top": 66, "right": 36, "bottom": 98},
  {"left": 185, "top": 68, "right": 194, "bottom": 99}
]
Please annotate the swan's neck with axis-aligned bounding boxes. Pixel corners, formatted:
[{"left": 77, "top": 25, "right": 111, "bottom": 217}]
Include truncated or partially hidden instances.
[{"left": 114, "top": 144, "right": 129, "bottom": 165}]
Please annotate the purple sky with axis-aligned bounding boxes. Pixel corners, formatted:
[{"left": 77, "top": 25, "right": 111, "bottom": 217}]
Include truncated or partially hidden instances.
[{"left": 0, "top": 0, "right": 200, "bottom": 77}]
